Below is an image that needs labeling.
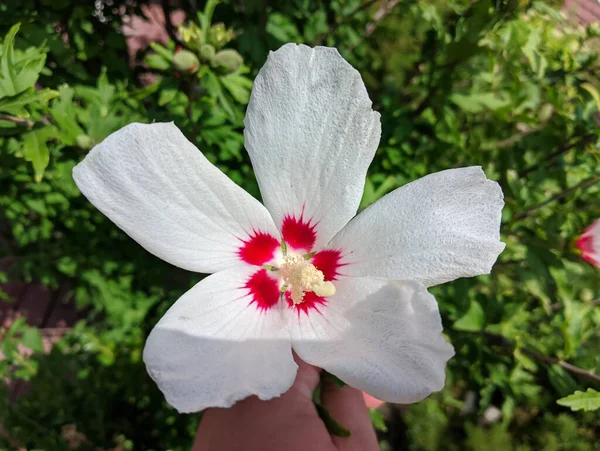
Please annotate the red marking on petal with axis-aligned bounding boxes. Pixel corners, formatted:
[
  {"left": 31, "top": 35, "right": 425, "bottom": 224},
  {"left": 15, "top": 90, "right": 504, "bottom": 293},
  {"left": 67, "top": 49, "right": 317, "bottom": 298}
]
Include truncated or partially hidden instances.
[
  {"left": 312, "top": 249, "right": 344, "bottom": 281},
  {"left": 245, "top": 269, "right": 280, "bottom": 312},
  {"left": 577, "top": 234, "right": 600, "bottom": 267},
  {"left": 286, "top": 291, "right": 326, "bottom": 315},
  {"left": 238, "top": 232, "right": 280, "bottom": 266},
  {"left": 577, "top": 234, "right": 595, "bottom": 255},
  {"left": 282, "top": 215, "right": 317, "bottom": 251}
]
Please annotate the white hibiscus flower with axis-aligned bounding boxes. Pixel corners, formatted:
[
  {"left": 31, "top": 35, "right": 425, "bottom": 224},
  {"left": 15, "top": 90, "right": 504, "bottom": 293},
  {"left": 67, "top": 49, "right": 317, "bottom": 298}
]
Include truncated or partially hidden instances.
[{"left": 73, "top": 43, "right": 505, "bottom": 413}]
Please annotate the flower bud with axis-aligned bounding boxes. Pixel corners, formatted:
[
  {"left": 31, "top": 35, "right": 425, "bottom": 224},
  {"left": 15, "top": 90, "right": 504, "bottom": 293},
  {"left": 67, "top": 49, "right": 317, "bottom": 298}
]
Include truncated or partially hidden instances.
[
  {"left": 76, "top": 135, "right": 94, "bottom": 150},
  {"left": 212, "top": 49, "right": 243, "bottom": 73},
  {"left": 200, "top": 44, "right": 216, "bottom": 62},
  {"left": 172, "top": 50, "right": 200, "bottom": 73},
  {"left": 178, "top": 23, "right": 203, "bottom": 51},
  {"left": 208, "top": 23, "right": 234, "bottom": 49}
]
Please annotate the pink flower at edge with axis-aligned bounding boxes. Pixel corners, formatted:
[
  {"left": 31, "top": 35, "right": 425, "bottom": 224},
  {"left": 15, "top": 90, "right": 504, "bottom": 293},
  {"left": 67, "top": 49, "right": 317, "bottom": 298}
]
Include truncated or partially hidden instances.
[{"left": 577, "top": 219, "right": 600, "bottom": 267}]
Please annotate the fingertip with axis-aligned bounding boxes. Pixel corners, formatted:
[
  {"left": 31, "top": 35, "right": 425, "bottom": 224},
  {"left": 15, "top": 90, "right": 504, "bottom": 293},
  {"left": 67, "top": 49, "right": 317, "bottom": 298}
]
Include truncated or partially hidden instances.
[
  {"left": 292, "top": 353, "right": 322, "bottom": 399},
  {"left": 321, "top": 382, "right": 379, "bottom": 451}
]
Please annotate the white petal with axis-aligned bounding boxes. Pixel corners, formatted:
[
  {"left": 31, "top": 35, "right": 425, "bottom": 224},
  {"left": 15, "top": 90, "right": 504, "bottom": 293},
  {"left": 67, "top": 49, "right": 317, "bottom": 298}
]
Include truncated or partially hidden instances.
[
  {"left": 289, "top": 278, "right": 454, "bottom": 403},
  {"left": 330, "top": 167, "right": 505, "bottom": 287},
  {"left": 73, "top": 122, "right": 279, "bottom": 273},
  {"left": 143, "top": 266, "right": 296, "bottom": 413},
  {"left": 244, "top": 44, "right": 381, "bottom": 249}
]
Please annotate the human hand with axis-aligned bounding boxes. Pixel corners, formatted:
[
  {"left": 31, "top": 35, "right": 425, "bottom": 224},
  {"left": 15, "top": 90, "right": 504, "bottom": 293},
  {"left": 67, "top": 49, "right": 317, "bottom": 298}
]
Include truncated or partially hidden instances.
[{"left": 192, "top": 358, "right": 379, "bottom": 451}]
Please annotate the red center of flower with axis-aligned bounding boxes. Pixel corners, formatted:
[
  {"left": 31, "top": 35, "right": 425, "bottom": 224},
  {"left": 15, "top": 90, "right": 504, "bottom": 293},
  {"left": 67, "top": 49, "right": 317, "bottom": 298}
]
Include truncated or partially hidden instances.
[{"left": 238, "top": 218, "right": 344, "bottom": 315}]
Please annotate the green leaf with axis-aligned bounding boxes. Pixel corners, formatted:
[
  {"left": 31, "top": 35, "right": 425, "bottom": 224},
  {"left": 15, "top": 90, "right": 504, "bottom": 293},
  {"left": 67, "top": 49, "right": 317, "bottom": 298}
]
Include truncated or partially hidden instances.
[
  {"left": 323, "top": 371, "right": 345, "bottom": 388},
  {"left": 581, "top": 83, "right": 600, "bottom": 110},
  {"left": 220, "top": 74, "right": 252, "bottom": 104},
  {"left": 454, "top": 301, "right": 485, "bottom": 332},
  {"left": 557, "top": 388, "right": 600, "bottom": 412},
  {"left": 0, "top": 23, "right": 20, "bottom": 96},
  {"left": 158, "top": 87, "right": 178, "bottom": 106},
  {"left": 21, "top": 327, "right": 43, "bottom": 353},
  {"left": 450, "top": 93, "right": 510, "bottom": 113},
  {"left": 145, "top": 53, "right": 171, "bottom": 71},
  {"left": 50, "top": 85, "right": 85, "bottom": 145},
  {"left": 0, "top": 88, "right": 58, "bottom": 116},
  {"left": 316, "top": 404, "right": 351, "bottom": 437},
  {"left": 369, "top": 409, "right": 388, "bottom": 432},
  {"left": 22, "top": 126, "right": 56, "bottom": 182},
  {"left": 149, "top": 42, "right": 173, "bottom": 62},
  {"left": 0, "top": 23, "right": 47, "bottom": 98}
]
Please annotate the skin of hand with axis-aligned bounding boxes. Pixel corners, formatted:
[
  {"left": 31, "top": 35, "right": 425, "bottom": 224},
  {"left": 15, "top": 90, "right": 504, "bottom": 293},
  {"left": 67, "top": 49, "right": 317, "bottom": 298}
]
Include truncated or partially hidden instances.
[{"left": 192, "top": 357, "right": 380, "bottom": 451}]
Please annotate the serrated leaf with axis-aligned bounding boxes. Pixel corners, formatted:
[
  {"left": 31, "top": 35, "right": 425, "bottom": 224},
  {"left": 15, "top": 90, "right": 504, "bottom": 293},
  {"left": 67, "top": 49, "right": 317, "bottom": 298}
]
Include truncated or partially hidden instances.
[
  {"left": 220, "top": 73, "right": 252, "bottom": 104},
  {"left": 450, "top": 93, "right": 510, "bottom": 113},
  {"left": 0, "top": 88, "right": 58, "bottom": 117},
  {"left": 0, "top": 24, "right": 20, "bottom": 96},
  {"left": 50, "top": 85, "right": 85, "bottom": 145},
  {"left": 557, "top": 388, "right": 600, "bottom": 411},
  {"left": 454, "top": 300, "right": 485, "bottom": 331},
  {"left": 0, "top": 23, "right": 47, "bottom": 98}
]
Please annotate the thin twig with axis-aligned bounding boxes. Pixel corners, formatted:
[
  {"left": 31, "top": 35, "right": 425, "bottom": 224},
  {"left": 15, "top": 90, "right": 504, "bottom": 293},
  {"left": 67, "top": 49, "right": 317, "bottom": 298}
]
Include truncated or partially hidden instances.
[
  {"left": 551, "top": 297, "right": 600, "bottom": 311},
  {"left": 348, "top": 0, "right": 401, "bottom": 53},
  {"left": 518, "top": 134, "right": 596, "bottom": 178},
  {"left": 0, "top": 114, "right": 34, "bottom": 128},
  {"left": 512, "top": 176, "right": 600, "bottom": 222},
  {"left": 483, "top": 331, "right": 600, "bottom": 384},
  {"left": 364, "top": 0, "right": 400, "bottom": 37}
]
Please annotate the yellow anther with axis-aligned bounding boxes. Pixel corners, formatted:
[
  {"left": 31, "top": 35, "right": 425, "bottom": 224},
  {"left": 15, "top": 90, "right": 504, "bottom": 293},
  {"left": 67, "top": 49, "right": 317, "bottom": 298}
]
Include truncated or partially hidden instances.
[
  {"left": 312, "top": 281, "right": 336, "bottom": 297},
  {"left": 280, "top": 254, "right": 336, "bottom": 304}
]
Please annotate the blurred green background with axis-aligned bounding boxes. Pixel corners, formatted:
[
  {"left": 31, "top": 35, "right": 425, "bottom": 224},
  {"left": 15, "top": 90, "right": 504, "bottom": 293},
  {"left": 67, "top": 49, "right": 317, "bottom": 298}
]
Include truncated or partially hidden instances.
[{"left": 1, "top": 0, "right": 599, "bottom": 449}]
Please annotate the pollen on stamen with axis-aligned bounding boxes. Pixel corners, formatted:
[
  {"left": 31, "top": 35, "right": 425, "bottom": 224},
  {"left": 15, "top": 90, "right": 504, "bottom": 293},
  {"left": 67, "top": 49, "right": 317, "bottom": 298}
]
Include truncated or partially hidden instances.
[{"left": 280, "top": 254, "right": 336, "bottom": 306}]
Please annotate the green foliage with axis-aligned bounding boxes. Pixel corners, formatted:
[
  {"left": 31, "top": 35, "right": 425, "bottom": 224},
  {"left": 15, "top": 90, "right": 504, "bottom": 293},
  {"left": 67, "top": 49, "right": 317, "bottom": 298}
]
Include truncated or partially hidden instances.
[
  {"left": 557, "top": 388, "right": 600, "bottom": 412},
  {"left": 1, "top": 0, "right": 599, "bottom": 449}
]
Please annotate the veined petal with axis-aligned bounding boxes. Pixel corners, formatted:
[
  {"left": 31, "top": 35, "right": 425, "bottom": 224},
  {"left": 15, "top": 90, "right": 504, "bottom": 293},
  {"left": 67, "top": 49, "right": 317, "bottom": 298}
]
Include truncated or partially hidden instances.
[
  {"left": 73, "top": 122, "right": 280, "bottom": 273},
  {"left": 244, "top": 44, "right": 381, "bottom": 249},
  {"left": 329, "top": 167, "right": 505, "bottom": 287},
  {"left": 288, "top": 277, "right": 454, "bottom": 403},
  {"left": 143, "top": 266, "right": 296, "bottom": 413}
]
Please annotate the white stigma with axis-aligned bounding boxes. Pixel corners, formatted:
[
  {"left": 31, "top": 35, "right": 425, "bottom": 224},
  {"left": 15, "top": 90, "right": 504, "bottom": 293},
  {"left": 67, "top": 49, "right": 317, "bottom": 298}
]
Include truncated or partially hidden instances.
[{"left": 280, "top": 254, "right": 336, "bottom": 304}]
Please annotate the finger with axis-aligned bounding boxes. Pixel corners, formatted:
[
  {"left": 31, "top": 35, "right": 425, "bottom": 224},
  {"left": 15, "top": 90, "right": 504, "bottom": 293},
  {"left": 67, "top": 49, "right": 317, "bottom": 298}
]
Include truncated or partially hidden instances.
[
  {"left": 193, "top": 357, "right": 333, "bottom": 451},
  {"left": 321, "top": 382, "right": 379, "bottom": 451},
  {"left": 289, "top": 352, "right": 322, "bottom": 399}
]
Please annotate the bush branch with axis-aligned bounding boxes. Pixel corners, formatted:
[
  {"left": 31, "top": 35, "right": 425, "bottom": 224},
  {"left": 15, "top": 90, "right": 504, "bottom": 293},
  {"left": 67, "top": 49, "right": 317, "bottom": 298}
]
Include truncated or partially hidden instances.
[
  {"left": 483, "top": 331, "right": 600, "bottom": 384},
  {"left": 0, "top": 114, "right": 34, "bottom": 128},
  {"left": 512, "top": 176, "right": 600, "bottom": 222}
]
